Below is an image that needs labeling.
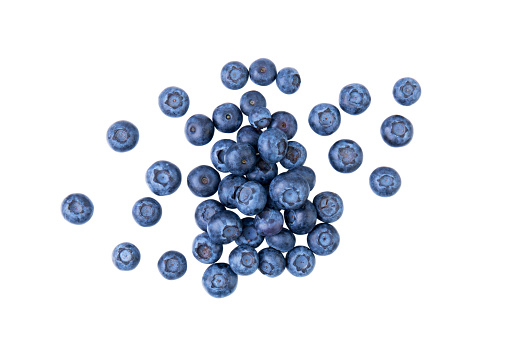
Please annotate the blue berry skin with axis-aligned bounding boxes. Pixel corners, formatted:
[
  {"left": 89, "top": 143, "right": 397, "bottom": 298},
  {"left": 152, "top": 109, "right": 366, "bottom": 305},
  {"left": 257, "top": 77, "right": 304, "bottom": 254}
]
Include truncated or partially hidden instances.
[
  {"left": 308, "top": 103, "right": 341, "bottom": 136},
  {"left": 266, "top": 228, "right": 296, "bottom": 253},
  {"left": 158, "top": 86, "right": 189, "bottom": 118},
  {"left": 258, "top": 128, "right": 288, "bottom": 164},
  {"left": 224, "top": 142, "right": 258, "bottom": 175},
  {"left": 235, "top": 181, "right": 267, "bottom": 216},
  {"left": 381, "top": 115, "right": 414, "bottom": 147},
  {"left": 268, "top": 111, "right": 298, "bottom": 140},
  {"left": 307, "top": 223, "right": 340, "bottom": 256},
  {"left": 240, "top": 90, "right": 266, "bottom": 116},
  {"left": 313, "top": 191, "right": 344, "bottom": 223},
  {"left": 185, "top": 114, "right": 215, "bottom": 146},
  {"left": 132, "top": 197, "right": 162, "bottom": 227},
  {"left": 210, "top": 139, "right": 236, "bottom": 173},
  {"left": 284, "top": 200, "right": 317, "bottom": 235},
  {"left": 246, "top": 158, "right": 278, "bottom": 186},
  {"left": 187, "top": 165, "right": 220, "bottom": 198},
  {"left": 217, "top": 174, "right": 247, "bottom": 209},
  {"left": 328, "top": 139, "right": 363, "bottom": 174},
  {"left": 212, "top": 103, "right": 243, "bottom": 133},
  {"left": 207, "top": 210, "right": 243, "bottom": 245},
  {"left": 157, "top": 250, "right": 187, "bottom": 280},
  {"left": 237, "top": 125, "right": 261, "bottom": 150},
  {"left": 369, "top": 166, "right": 402, "bottom": 197},
  {"left": 288, "top": 166, "right": 316, "bottom": 191},
  {"left": 286, "top": 246, "right": 315, "bottom": 277},
  {"left": 249, "top": 58, "right": 277, "bottom": 86},
  {"left": 195, "top": 199, "right": 226, "bottom": 232},
  {"left": 269, "top": 172, "right": 310, "bottom": 210},
  {"left": 229, "top": 245, "right": 259, "bottom": 276},
  {"left": 280, "top": 141, "right": 307, "bottom": 170},
  {"left": 146, "top": 160, "right": 182, "bottom": 196},
  {"left": 249, "top": 106, "right": 272, "bottom": 130},
  {"left": 192, "top": 232, "right": 223, "bottom": 264},
  {"left": 112, "top": 242, "right": 140, "bottom": 271},
  {"left": 264, "top": 185, "right": 281, "bottom": 211},
  {"left": 202, "top": 263, "right": 238, "bottom": 298},
  {"left": 235, "top": 217, "right": 265, "bottom": 248},
  {"left": 339, "top": 83, "right": 371, "bottom": 115},
  {"left": 393, "top": 77, "right": 421, "bottom": 106},
  {"left": 276, "top": 67, "right": 301, "bottom": 94},
  {"left": 106, "top": 120, "right": 139, "bottom": 152},
  {"left": 258, "top": 247, "right": 285, "bottom": 278},
  {"left": 61, "top": 193, "right": 94, "bottom": 225},
  {"left": 254, "top": 208, "right": 284, "bottom": 237},
  {"left": 221, "top": 61, "right": 249, "bottom": 90}
]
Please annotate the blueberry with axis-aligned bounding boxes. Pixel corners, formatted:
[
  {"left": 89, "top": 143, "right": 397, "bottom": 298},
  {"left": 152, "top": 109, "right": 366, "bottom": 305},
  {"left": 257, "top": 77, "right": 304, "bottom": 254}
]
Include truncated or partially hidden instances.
[
  {"left": 268, "top": 111, "right": 298, "bottom": 140},
  {"left": 202, "top": 263, "right": 238, "bottom": 298},
  {"left": 369, "top": 166, "right": 402, "bottom": 197},
  {"left": 112, "top": 242, "right": 141, "bottom": 271},
  {"left": 224, "top": 142, "right": 257, "bottom": 175},
  {"left": 313, "top": 191, "right": 344, "bottom": 223},
  {"left": 269, "top": 172, "right": 310, "bottom": 210},
  {"left": 286, "top": 246, "right": 316, "bottom": 277},
  {"left": 132, "top": 197, "right": 162, "bottom": 227},
  {"left": 339, "top": 83, "right": 371, "bottom": 115},
  {"left": 157, "top": 250, "right": 187, "bottom": 280},
  {"left": 276, "top": 67, "right": 301, "bottom": 94},
  {"left": 235, "top": 217, "right": 265, "bottom": 248},
  {"left": 61, "top": 193, "right": 94, "bottom": 225},
  {"left": 217, "top": 174, "right": 247, "bottom": 209},
  {"left": 249, "top": 58, "right": 277, "bottom": 86},
  {"left": 258, "top": 128, "right": 288, "bottom": 164},
  {"left": 284, "top": 200, "right": 317, "bottom": 235},
  {"left": 328, "top": 139, "right": 363, "bottom": 174},
  {"left": 146, "top": 160, "right": 182, "bottom": 196},
  {"left": 288, "top": 166, "right": 316, "bottom": 191},
  {"left": 264, "top": 185, "right": 281, "bottom": 211},
  {"left": 207, "top": 210, "right": 243, "bottom": 245},
  {"left": 192, "top": 232, "right": 223, "bottom": 264},
  {"left": 185, "top": 114, "right": 215, "bottom": 146},
  {"left": 240, "top": 90, "right": 266, "bottom": 116},
  {"left": 308, "top": 103, "right": 341, "bottom": 136},
  {"left": 254, "top": 208, "right": 284, "bottom": 237},
  {"left": 187, "top": 165, "right": 220, "bottom": 197},
  {"left": 380, "top": 115, "right": 414, "bottom": 147},
  {"left": 229, "top": 245, "right": 259, "bottom": 276},
  {"left": 307, "top": 223, "right": 340, "bottom": 256},
  {"left": 194, "top": 199, "right": 226, "bottom": 232},
  {"left": 235, "top": 181, "right": 267, "bottom": 216},
  {"left": 248, "top": 106, "right": 272, "bottom": 130},
  {"left": 280, "top": 141, "right": 307, "bottom": 170},
  {"left": 266, "top": 228, "right": 296, "bottom": 253},
  {"left": 393, "top": 77, "right": 421, "bottom": 106},
  {"left": 258, "top": 247, "right": 285, "bottom": 278},
  {"left": 246, "top": 158, "right": 278, "bottom": 186},
  {"left": 221, "top": 61, "right": 249, "bottom": 90},
  {"left": 237, "top": 125, "right": 261, "bottom": 150},
  {"left": 210, "top": 139, "right": 236, "bottom": 173},
  {"left": 106, "top": 120, "right": 139, "bottom": 152},
  {"left": 158, "top": 86, "right": 190, "bottom": 118},
  {"left": 212, "top": 103, "right": 243, "bottom": 133}
]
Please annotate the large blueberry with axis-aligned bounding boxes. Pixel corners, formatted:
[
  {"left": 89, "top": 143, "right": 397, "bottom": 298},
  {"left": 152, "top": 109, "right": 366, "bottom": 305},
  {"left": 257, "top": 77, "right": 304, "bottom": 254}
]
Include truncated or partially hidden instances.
[
  {"left": 207, "top": 210, "right": 243, "bottom": 245},
  {"left": 202, "top": 263, "right": 238, "bottom": 298},
  {"left": 158, "top": 86, "right": 189, "bottom": 118},
  {"left": 288, "top": 166, "right": 316, "bottom": 191},
  {"left": 284, "top": 200, "right": 317, "bottom": 235},
  {"left": 237, "top": 125, "right": 261, "bottom": 150},
  {"left": 106, "top": 120, "right": 139, "bottom": 152},
  {"left": 268, "top": 111, "right": 298, "bottom": 140},
  {"left": 210, "top": 139, "right": 236, "bottom": 173},
  {"left": 393, "top": 77, "right": 421, "bottom": 106},
  {"left": 380, "top": 115, "right": 414, "bottom": 147},
  {"left": 369, "top": 166, "right": 402, "bottom": 197},
  {"left": 157, "top": 250, "right": 187, "bottom": 280},
  {"left": 217, "top": 174, "right": 247, "bottom": 209},
  {"left": 258, "top": 128, "right": 288, "bottom": 164},
  {"left": 280, "top": 141, "right": 307, "bottom": 170},
  {"left": 246, "top": 158, "right": 278, "bottom": 186},
  {"left": 235, "top": 217, "right": 265, "bottom": 248},
  {"left": 254, "top": 208, "right": 284, "bottom": 237},
  {"left": 146, "top": 160, "right": 182, "bottom": 196},
  {"left": 307, "top": 223, "right": 340, "bottom": 256},
  {"left": 339, "top": 83, "right": 371, "bottom": 115},
  {"left": 185, "top": 114, "right": 215, "bottom": 146},
  {"left": 258, "top": 247, "right": 285, "bottom": 278},
  {"left": 269, "top": 172, "right": 310, "bottom": 210},
  {"left": 235, "top": 181, "right": 267, "bottom": 216},
  {"left": 266, "top": 228, "right": 296, "bottom": 253},
  {"left": 240, "top": 90, "right": 266, "bottom": 116},
  {"left": 112, "top": 242, "right": 141, "bottom": 271},
  {"left": 61, "top": 193, "right": 94, "bottom": 225},
  {"left": 132, "top": 197, "right": 162, "bottom": 227},
  {"left": 308, "top": 103, "right": 341, "bottom": 136},
  {"left": 192, "top": 232, "right": 223, "bottom": 264},
  {"left": 224, "top": 142, "right": 257, "bottom": 175},
  {"left": 286, "top": 246, "right": 315, "bottom": 277},
  {"left": 187, "top": 165, "right": 220, "bottom": 197},
  {"left": 194, "top": 199, "right": 225, "bottom": 232},
  {"left": 229, "top": 245, "right": 259, "bottom": 276},
  {"left": 221, "top": 61, "right": 249, "bottom": 90},
  {"left": 249, "top": 106, "right": 272, "bottom": 130},
  {"left": 212, "top": 103, "right": 243, "bottom": 133},
  {"left": 313, "top": 191, "right": 344, "bottom": 223},
  {"left": 276, "top": 67, "right": 301, "bottom": 94},
  {"left": 249, "top": 58, "right": 277, "bottom": 86},
  {"left": 328, "top": 139, "right": 363, "bottom": 173}
]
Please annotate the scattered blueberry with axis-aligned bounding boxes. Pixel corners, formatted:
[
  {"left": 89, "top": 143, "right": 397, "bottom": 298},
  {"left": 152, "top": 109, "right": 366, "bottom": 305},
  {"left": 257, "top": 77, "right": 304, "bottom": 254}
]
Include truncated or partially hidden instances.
[
  {"left": 266, "top": 228, "right": 296, "bottom": 253},
  {"left": 235, "top": 217, "right": 265, "bottom": 248},
  {"left": 212, "top": 103, "right": 243, "bottom": 133},
  {"left": 146, "top": 160, "right": 182, "bottom": 196},
  {"left": 221, "top": 61, "right": 249, "bottom": 90},
  {"left": 307, "top": 223, "right": 340, "bottom": 256},
  {"left": 280, "top": 141, "right": 307, "bottom": 170},
  {"left": 339, "top": 83, "right": 371, "bottom": 115},
  {"left": 224, "top": 142, "right": 257, "bottom": 175},
  {"left": 308, "top": 103, "right": 341, "bottom": 136},
  {"left": 61, "top": 193, "right": 94, "bottom": 225},
  {"left": 192, "top": 232, "right": 223, "bottom": 264},
  {"left": 236, "top": 125, "right": 261, "bottom": 150},
  {"left": 246, "top": 158, "right": 278, "bottom": 186},
  {"left": 276, "top": 67, "right": 301, "bottom": 94},
  {"left": 106, "top": 120, "right": 139, "bottom": 152},
  {"left": 210, "top": 139, "right": 236, "bottom": 173},
  {"left": 284, "top": 200, "right": 317, "bottom": 235},
  {"left": 157, "top": 250, "right": 187, "bottom": 280},
  {"left": 254, "top": 208, "right": 284, "bottom": 237},
  {"left": 202, "top": 263, "right": 238, "bottom": 298},
  {"left": 313, "top": 191, "right": 344, "bottom": 223},
  {"left": 249, "top": 58, "right": 277, "bottom": 86},
  {"left": 187, "top": 165, "right": 220, "bottom": 197},
  {"left": 158, "top": 86, "right": 190, "bottom": 118},
  {"left": 217, "top": 174, "right": 247, "bottom": 209},
  {"left": 258, "top": 128, "right": 288, "bottom": 164},
  {"left": 248, "top": 106, "right": 272, "bottom": 130},
  {"left": 132, "top": 197, "right": 162, "bottom": 227},
  {"left": 268, "top": 111, "right": 298, "bottom": 140},
  {"left": 380, "top": 115, "right": 414, "bottom": 147},
  {"left": 235, "top": 181, "right": 267, "bottom": 216},
  {"left": 207, "top": 210, "right": 243, "bottom": 245},
  {"left": 269, "top": 172, "right": 310, "bottom": 210},
  {"left": 194, "top": 199, "right": 226, "bottom": 232},
  {"left": 286, "top": 246, "right": 316, "bottom": 277},
  {"left": 328, "top": 139, "right": 363, "bottom": 173},
  {"left": 369, "top": 166, "right": 402, "bottom": 197},
  {"left": 393, "top": 77, "right": 421, "bottom": 106},
  {"left": 112, "top": 242, "right": 141, "bottom": 271},
  {"left": 229, "top": 245, "right": 259, "bottom": 276},
  {"left": 258, "top": 247, "right": 286, "bottom": 278},
  {"left": 288, "top": 166, "right": 316, "bottom": 191},
  {"left": 185, "top": 114, "right": 215, "bottom": 146},
  {"left": 240, "top": 90, "right": 266, "bottom": 116}
]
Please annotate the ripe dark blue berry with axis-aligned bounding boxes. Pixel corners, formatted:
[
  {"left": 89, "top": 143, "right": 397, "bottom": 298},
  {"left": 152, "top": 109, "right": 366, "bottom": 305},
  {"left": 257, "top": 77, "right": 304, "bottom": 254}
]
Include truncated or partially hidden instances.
[
  {"left": 237, "top": 125, "right": 261, "bottom": 150},
  {"left": 258, "top": 128, "right": 288, "bottom": 164},
  {"left": 284, "top": 200, "right": 317, "bottom": 235},
  {"left": 288, "top": 166, "right": 316, "bottom": 191},
  {"left": 106, "top": 120, "right": 139, "bottom": 152},
  {"left": 339, "top": 83, "right": 371, "bottom": 115},
  {"left": 235, "top": 181, "right": 267, "bottom": 216},
  {"left": 235, "top": 217, "right": 265, "bottom": 248},
  {"left": 112, "top": 242, "right": 141, "bottom": 271},
  {"left": 393, "top": 77, "right": 421, "bottom": 106},
  {"left": 157, "top": 250, "right": 187, "bottom": 280},
  {"left": 240, "top": 90, "right": 266, "bottom": 116},
  {"left": 61, "top": 193, "right": 94, "bottom": 225},
  {"left": 217, "top": 174, "right": 247, "bottom": 209},
  {"left": 246, "top": 158, "right": 278, "bottom": 186},
  {"left": 276, "top": 67, "right": 301, "bottom": 94},
  {"left": 308, "top": 103, "right": 341, "bottom": 136},
  {"left": 307, "top": 223, "right": 340, "bottom": 256},
  {"left": 132, "top": 197, "right": 162, "bottom": 227},
  {"left": 381, "top": 115, "right": 414, "bottom": 147},
  {"left": 328, "top": 139, "right": 363, "bottom": 173},
  {"left": 268, "top": 111, "right": 298, "bottom": 140},
  {"left": 248, "top": 106, "right": 271, "bottom": 130},
  {"left": 195, "top": 199, "right": 225, "bottom": 232},
  {"left": 254, "top": 208, "right": 284, "bottom": 236},
  {"left": 207, "top": 210, "right": 243, "bottom": 245},
  {"left": 286, "top": 246, "right": 316, "bottom": 277},
  {"left": 213, "top": 103, "right": 243, "bottom": 133},
  {"left": 249, "top": 58, "right": 277, "bottom": 86},
  {"left": 313, "top": 191, "right": 344, "bottom": 223},
  {"left": 224, "top": 142, "right": 257, "bottom": 175},
  {"left": 221, "top": 61, "right": 249, "bottom": 90},
  {"left": 146, "top": 160, "right": 182, "bottom": 196},
  {"left": 369, "top": 166, "right": 402, "bottom": 197},
  {"left": 158, "top": 86, "right": 189, "bottom": 118},
  {"left": 185, "top": 114, "right": 215, "bottom": 146},
  {"left": 187, "top": 165, "right": 220, "bottom": 197},
  {"left": 258, "top": 247, "right": 285, "bottom": 278},
  {"left": 280, "top": 141, "right": 307, "bottom": 170},
  {"left": 229, "top": 245, "right": 259, "bottom": 276},
  {"left": 210, "top": 139, "right": 236, "bottom": 173},
  {"left": 192, "top": 232, "right": 223, "bottom": 264},
  {"left": 269, "top": 172, "right": 310, "bottom": 210},
  {"left": 266, "top": 228, "right": 296, "bottom": 253},
  {"left": 202, "top": 263, "right": 238, "bottom": 298}
]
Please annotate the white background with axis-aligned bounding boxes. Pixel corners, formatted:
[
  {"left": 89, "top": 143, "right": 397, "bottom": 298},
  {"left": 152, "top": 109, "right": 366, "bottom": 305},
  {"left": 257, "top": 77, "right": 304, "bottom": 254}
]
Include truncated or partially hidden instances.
[{"left": 1, "top": 1, "right": 508, "bottom": 338}]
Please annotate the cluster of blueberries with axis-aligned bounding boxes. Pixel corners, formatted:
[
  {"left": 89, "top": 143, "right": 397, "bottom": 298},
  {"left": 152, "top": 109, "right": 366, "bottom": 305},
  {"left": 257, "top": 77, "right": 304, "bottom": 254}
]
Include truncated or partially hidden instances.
[{"left": 60, "top": 57, "right": 421, "bottom": 298}]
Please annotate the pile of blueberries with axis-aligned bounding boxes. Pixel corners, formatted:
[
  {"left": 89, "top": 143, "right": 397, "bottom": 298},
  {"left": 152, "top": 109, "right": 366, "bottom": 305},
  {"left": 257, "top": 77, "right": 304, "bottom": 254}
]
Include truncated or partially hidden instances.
[{"left": 60, "top": 58, "right": 421, "bottom": 298}]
